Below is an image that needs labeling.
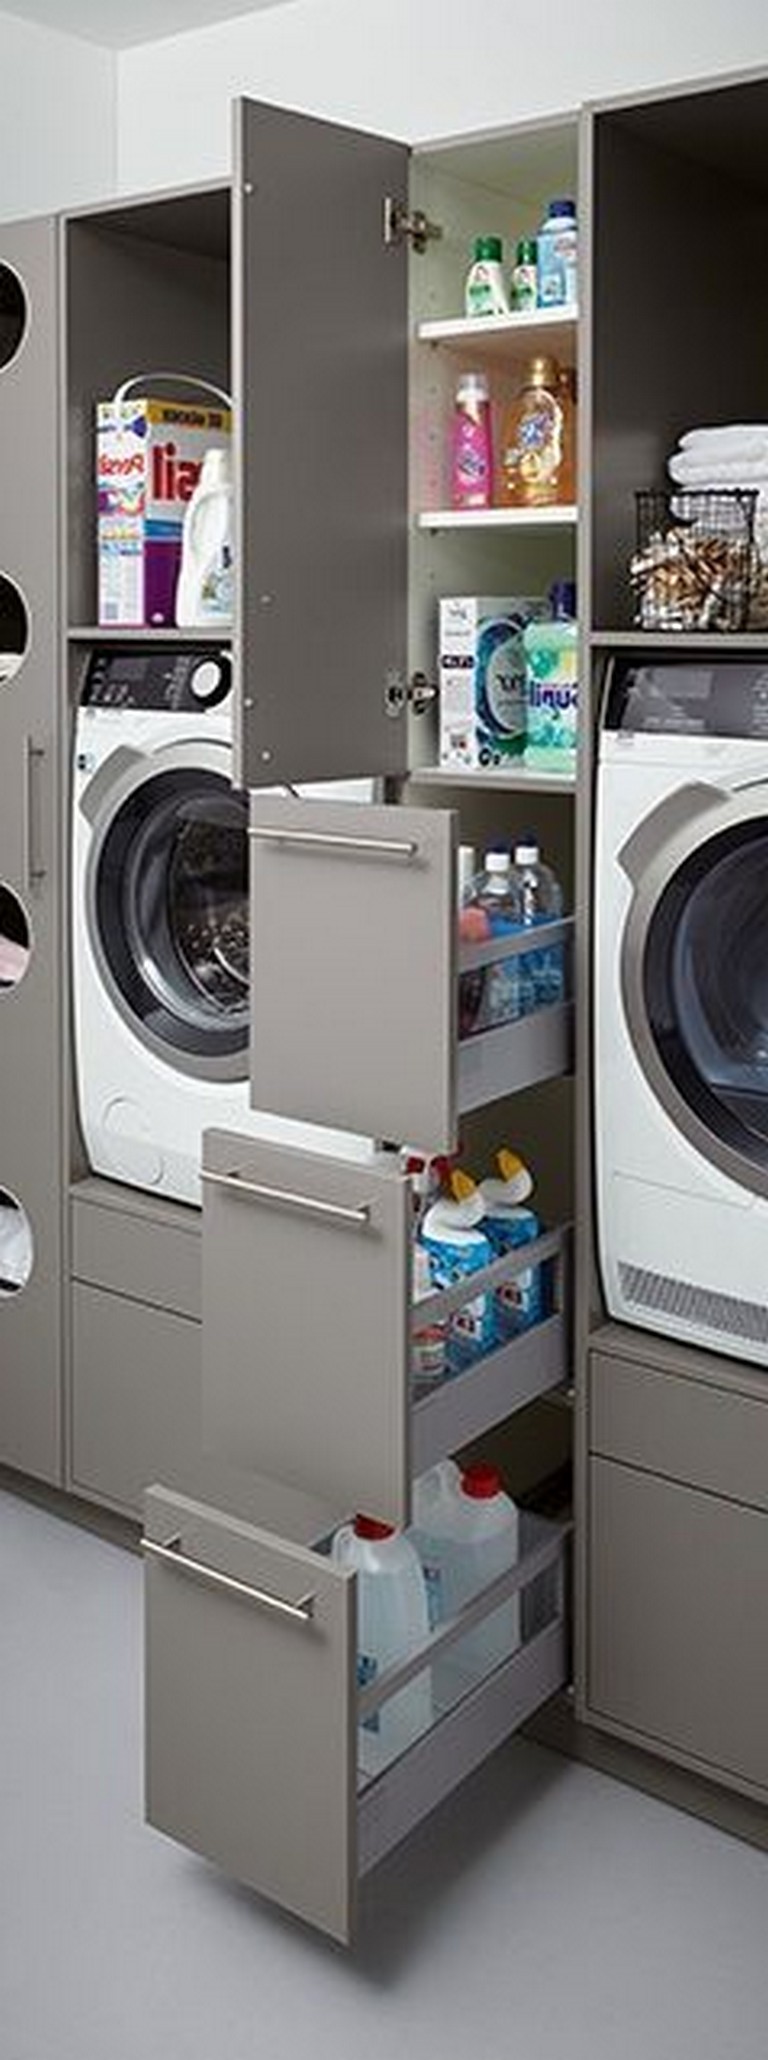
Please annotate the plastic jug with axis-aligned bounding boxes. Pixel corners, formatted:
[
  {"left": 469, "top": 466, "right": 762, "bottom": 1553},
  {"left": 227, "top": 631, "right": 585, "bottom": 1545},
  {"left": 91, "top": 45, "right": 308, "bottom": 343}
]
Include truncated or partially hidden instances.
[
  {"left": 410, "top": 1461, "right": 521, "bottom": 1695},
  {"left": 175, "top": 446, "right": 233, "bottom": 626},
  {"left": 331, "top": 1515, "right": 433, "bottom": 1777}
]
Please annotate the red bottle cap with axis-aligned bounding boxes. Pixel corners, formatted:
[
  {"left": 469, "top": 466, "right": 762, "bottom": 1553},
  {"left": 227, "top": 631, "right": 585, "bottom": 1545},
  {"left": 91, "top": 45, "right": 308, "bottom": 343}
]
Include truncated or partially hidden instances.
[
  {"left": 461, "top": 1462, "right": 503, "bottom": 1500},
  {"left": 354, "top": 1514, "right": 396, "bottom": 1540}
]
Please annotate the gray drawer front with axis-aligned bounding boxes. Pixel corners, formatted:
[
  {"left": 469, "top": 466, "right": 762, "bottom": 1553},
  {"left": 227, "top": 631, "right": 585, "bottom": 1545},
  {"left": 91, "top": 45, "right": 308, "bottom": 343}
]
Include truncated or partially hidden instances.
[
  {"left": 71, "top": 1196, "right": 201, "bottom": 1321},
  {"left": 202, "top": 1131, "right": 411, "bottom": 1525},
  {"left": 589, "top": 1456, "right": 768, "bottom": 1795},
  {"left": 249, "top": 795, "right": 457, "bottom": 1154},
  {"left": 590, "top": 1350, "right": 768, "bottom": 1513},
  {"left": 71, "top": 1285, "right": 201, "bottom": 1516},
  {"left": 144, "top": 1485, "right": 356, "bottom": 1943}
]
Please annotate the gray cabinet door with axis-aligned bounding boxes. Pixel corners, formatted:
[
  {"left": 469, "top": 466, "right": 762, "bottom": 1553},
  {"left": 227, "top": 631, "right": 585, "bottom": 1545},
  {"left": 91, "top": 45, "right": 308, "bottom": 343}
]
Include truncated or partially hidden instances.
[
  {"left": 249, "top": 795, "right": 457, "bottom": 1152},
  {"left": 144, "top": 1484, "right": 356, "bottom": 1943},
  {"left": 0, "top": 217, "right": 62, "bottom": 1482},
  {"left": 71, "top": 1287, "right": 201, "bottom": 1518},
  {"left": 202, "top": 1130, "right": 412, "bottom": 1524},
  {"left": 589, "top": 1456, "right": 768, "bottom": 1796},
  {"left": 233, "top": 98, "right": 409, "bottom": 788}
]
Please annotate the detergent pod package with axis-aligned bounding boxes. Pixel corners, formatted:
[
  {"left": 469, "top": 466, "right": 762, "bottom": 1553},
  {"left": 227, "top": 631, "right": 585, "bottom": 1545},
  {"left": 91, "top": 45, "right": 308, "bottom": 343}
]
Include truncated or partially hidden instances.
[
  {"left": 97, "top": 382, "right": 232, "bottom": 627},
  {"left": 438, "top": 596, "right": 548, "bottom": 770}
]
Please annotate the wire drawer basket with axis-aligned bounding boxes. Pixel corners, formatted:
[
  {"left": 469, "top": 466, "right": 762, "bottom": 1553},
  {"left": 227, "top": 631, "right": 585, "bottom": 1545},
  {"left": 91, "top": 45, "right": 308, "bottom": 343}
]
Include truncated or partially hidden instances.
[{"left": 632, "top": 488, "right": 758, "bottom": 631}]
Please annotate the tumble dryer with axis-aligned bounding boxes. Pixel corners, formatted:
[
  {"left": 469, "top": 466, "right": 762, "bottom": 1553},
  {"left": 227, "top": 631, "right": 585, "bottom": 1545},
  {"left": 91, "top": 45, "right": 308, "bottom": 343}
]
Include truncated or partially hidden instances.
[
  {"left": 72, "top": 644, "right": 372, "bottom": 1205},
  {"left": 595, "top": 652, "right": 768, "bottom": 1365}
]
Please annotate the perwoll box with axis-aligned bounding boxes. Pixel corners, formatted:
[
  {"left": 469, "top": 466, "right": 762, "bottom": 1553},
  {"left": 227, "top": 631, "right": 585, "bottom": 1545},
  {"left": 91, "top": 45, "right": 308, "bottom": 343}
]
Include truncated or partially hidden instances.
[
  {"left": 438, "top": 597, "right": 548, "bottom": 768},
  {"left": 97, "top": 394, "right": 232, "bottom": 627}
]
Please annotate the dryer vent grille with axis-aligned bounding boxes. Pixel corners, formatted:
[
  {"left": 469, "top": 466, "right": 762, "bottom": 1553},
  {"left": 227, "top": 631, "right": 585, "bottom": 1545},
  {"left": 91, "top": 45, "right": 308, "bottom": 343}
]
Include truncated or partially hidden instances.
[{"left": 618, "top": 1263, "right": 768, "bottom": 1347}]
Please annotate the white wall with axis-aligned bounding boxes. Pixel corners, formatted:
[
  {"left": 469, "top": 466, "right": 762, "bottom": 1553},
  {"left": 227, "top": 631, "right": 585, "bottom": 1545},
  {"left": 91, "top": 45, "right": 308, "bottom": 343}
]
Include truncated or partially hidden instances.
[
  {"left": 0, "top": 8, "right": 115, "bottom": 222},
  {"left": 117, "top": 0, "right": 768, "bottom": 191}
]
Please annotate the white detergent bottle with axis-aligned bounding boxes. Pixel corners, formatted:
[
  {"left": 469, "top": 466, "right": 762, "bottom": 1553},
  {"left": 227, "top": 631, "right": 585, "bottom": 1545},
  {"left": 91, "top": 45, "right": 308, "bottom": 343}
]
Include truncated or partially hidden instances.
[
  {"left": 411, "top": 1462, "right": 520, "bottom": 1698},
  {"left": 331, "top": 1514, "right": 433, "bottom": 1778},
  {"left": 421, "top": 1175, "right": 496, "bottom": 1372},
  {"left": 175, "top": 446, "right": 233, "bottom": 626}
]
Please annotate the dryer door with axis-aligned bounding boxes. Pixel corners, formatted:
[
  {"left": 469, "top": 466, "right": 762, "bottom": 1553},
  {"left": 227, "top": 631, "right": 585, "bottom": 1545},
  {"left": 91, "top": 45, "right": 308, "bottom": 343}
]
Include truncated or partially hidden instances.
[
  {"left": 620, "top": 778, "right": 768, "bottom": 1200},
  {"left": 82, "top": 740, "right": 250, "bottom": 1081}
]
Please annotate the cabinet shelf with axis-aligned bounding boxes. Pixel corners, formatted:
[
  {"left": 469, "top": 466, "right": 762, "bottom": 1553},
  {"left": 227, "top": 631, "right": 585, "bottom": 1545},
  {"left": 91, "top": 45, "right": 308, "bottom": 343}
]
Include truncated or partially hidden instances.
[
  {"left": 589, "top": 629, "right": 768, "bottom": 651},
  {"left": 417, "top": 309, "right": 578, "bottom": 363},
  {"left": 409, "top": 763, "right": 576, "bottom": 795},
  {"left": 418, "top": 505, "right": 577, "bottom": 533},
  {"left": 67, "top": 626, "right": 231, "bottom": 643}
]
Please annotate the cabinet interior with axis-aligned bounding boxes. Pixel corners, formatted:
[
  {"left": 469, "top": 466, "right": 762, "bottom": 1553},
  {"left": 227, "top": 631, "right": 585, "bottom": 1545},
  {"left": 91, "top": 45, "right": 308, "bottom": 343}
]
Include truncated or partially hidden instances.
[{"left": 590, "top": 74, "right": 768, "bottom": 631}]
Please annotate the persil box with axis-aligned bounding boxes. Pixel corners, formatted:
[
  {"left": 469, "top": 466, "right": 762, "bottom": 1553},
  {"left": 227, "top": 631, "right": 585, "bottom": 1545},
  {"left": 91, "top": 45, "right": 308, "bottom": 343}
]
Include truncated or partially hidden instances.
[
  {"left": 438, "top": 596, "right": 548, "bottom": 768},
  {"left": 97, "top": 393, "right": 232, "bottom": 627}
]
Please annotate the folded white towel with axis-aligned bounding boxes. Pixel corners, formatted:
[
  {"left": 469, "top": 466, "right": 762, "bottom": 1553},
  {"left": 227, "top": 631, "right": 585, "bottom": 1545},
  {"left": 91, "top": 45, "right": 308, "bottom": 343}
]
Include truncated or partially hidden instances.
[
  {"left": 677, "top": 427, "right": 768, "bottom": 467},
  {"left": 669, "top": 452, "right": 768, "bottom": 488},
  {"left": 680, "top": 425, "right": 768, "bottom": 448}
]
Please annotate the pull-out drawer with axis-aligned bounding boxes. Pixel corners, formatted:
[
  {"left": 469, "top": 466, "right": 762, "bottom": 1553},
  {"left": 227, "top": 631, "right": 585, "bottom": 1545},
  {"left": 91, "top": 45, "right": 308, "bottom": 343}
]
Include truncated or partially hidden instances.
[
  {"left": 248, "top": 796, "right": 574, "bottom": 1154},
  {"left": 202, "top": 1131, "right": 571, "bottom": 1523},
  {"left": 144, "top": 1481, "right": 568, "bottom": 1944}
]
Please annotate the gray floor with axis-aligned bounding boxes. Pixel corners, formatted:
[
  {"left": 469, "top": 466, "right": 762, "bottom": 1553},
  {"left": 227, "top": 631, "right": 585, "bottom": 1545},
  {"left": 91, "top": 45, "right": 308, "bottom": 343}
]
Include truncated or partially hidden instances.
[{"left": 2, "top": 1488, "right": 768, "bottom": 2060}]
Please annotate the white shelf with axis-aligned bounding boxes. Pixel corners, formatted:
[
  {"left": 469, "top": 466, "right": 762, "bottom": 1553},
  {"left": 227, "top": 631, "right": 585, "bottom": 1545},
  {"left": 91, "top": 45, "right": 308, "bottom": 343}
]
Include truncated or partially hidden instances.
[
  {"left": 409, "top": 763, "right": 576, "bottom": 795},
  {"left": 67, "top": 625, "right": 231, "bottom": 643},
  {"left": 417, "top": 505, "right": 577, "bottom": 533},
  {"left": 417, "top": 310, "right": 578, "bottom": 362}
]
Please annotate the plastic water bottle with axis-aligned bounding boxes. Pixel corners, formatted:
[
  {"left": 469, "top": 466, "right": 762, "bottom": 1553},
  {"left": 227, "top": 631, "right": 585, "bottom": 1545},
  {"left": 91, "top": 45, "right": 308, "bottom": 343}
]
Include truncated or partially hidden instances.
[
  {"left": 509, "top": 835, "right": 565, "bottom": 1009},
  {"left": 331, "top": 1515, "right": 433, "bottom": 1777},
  {"left": 410, "top": 1461, "right": 521, "bottom": 1697},
  {"left": 470, "top": 848, "right": 523, "bottom": 1030}
]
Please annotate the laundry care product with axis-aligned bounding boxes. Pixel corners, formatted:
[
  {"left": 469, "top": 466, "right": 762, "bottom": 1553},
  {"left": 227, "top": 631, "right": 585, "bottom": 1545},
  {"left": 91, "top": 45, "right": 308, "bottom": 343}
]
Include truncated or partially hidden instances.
[
  {"left": 499, "top": 356, "right": 566, "bottom": 507},
  {"left": 175, "top": 448, "right": 233, "bottom": 627},
  {"left": 480, "top": 1148, "right": 543, "bottom": 1336},
  {"left": 405, "top": 1153, "right": 451, "bottom": 1395},
  {"left": 536, "top": 199, "right": 578, "bottom": 309},
  {"left": 511, "top": 239, "right": 538, "bottom": 312},
  {"left": 524, "top": 581, "right": 578, "bottom": 770},
  {"left": 97, "top": 375, "right": 232, "bottom": 627},
  {"left": 451, "top": 372, "right": 493, "bottom": 509},
  {"left": 438, "top": 596, "right": 547, "bottom": 769},
  {"left": 464, "top": 237, "right": 509, "bottom": 318},
  {"left": 331, "top": 1515, "right": 433, "bottom": 1776},
  {"left": 421, "top": 1174, "right": 496, "bottom": 1370},
  {"left": 411, "top": 1461, "right": 521, "bottom": 1692}
]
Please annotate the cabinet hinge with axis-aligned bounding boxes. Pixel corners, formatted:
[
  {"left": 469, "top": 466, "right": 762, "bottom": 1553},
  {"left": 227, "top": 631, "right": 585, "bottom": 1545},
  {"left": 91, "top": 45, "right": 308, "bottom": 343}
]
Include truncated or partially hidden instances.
[
  {"left": 384, "top": 671, "right": 438, "bottom": 717},
  {"left": 383, "top": 197, "right": 443, "bottom": 254}
]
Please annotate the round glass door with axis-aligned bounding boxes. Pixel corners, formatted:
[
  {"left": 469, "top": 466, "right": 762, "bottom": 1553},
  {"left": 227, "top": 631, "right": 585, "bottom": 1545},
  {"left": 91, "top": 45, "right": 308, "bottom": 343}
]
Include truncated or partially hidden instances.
[
  {"left": 643, "top": 816, "right": 768, "bottom": 1173},
  {"left": 92, "top": 765, "right": 250, "bottom": 1078}
]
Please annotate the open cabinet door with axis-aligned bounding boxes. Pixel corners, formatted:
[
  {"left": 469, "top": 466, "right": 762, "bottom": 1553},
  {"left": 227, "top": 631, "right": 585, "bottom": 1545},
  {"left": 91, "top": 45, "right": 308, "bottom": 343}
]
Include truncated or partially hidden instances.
[{"left": 233, "top": 98, "right": 410, "bottom": 787}]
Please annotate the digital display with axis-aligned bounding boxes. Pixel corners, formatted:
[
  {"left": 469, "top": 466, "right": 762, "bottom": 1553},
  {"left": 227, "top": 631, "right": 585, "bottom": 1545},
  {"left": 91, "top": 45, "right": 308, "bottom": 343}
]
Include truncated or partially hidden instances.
[{"left": 605, "top": 659, "right": 768, "bottom": 740}]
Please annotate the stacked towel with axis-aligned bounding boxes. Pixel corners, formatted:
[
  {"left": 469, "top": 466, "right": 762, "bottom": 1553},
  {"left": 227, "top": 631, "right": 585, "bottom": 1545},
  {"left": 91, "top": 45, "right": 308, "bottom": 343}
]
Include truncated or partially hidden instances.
[{"left": 667, "top": 426, "right": 768, "bottom": 625}]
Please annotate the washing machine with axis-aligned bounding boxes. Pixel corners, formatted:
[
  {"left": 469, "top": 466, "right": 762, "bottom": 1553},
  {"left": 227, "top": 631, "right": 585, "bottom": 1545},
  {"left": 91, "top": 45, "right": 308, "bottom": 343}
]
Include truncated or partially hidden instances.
[
  {"left": 72, "top": 643, "right": 373, "bottom": 1205},
  {"left": 595, "top": 650, "right": 768, "bottom": 1365}
]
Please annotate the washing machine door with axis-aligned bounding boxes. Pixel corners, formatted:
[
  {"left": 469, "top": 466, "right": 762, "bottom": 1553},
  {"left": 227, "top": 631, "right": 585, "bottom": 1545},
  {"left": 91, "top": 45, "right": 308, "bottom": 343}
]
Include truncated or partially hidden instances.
[
  {"left": 83, "top": 738, "right": 250, "bottom": 1080},
  {"left": 620, "top": 777, "right": 768, "bottom": 1199}
]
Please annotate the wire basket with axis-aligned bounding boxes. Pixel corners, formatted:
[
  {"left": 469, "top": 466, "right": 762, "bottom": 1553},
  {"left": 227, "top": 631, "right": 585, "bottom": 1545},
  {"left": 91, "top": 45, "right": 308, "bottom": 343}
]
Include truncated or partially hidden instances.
[{"left": 632, "top": 489, "right": 758, "bottom": 631}]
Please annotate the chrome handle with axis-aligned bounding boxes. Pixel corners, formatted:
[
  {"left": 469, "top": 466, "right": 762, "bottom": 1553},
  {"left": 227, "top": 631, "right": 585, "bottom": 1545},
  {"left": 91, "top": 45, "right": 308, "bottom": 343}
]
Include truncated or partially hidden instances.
[
  {"left": 249, "top": 826, "right": 418, "bottom": 861},
  {"left": 22, "top": 736, "right": 45, "bottom": 895},
  {"left": 200, "top": 1166, "right": 371, "bottom": 1228},
  {"left": 141, "top": 1533, "right": 315, "bottom": 1624}
]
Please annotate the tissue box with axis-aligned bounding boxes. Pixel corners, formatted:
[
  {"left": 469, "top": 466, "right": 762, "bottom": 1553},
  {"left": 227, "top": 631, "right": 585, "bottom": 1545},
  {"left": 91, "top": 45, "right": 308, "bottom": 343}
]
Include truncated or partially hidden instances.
[
  {"left": 438, "top": 596, "right": 548, "bottom": 768},
  {"left": 97, "top": 395, "right": 231, "bottom": 627}
]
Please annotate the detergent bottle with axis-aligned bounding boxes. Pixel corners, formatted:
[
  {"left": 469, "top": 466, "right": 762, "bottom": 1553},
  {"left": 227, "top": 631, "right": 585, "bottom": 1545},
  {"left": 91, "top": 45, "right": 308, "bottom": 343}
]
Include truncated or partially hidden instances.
[
  {"left": 421, "top": 1171, "right": 496, "bottom": 1371},
  {"left": 175, "top": 446, "right": 234, "bottom": 626},
  {"left": 331, "top": 1514, "right": 433, "bottom": 1777},
  {"left": 479, "top": 1148, "right": 543, "bottom": 1337}
]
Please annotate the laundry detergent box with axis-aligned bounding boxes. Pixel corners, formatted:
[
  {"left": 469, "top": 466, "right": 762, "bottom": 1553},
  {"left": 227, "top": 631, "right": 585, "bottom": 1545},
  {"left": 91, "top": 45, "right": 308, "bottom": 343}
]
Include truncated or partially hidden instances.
[
  {"left": 438, "top": 596, "right": 549, "bottom": 768},
  {"left": 97, "top": 395, "right": 232, "bottom": 627}
]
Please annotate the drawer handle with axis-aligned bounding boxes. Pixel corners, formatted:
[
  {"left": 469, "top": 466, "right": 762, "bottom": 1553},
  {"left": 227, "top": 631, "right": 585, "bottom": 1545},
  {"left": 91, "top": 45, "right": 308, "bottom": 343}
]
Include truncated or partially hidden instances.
[
  {"left": 141, "top": 1534, "right": 316, "bottom": 1624},
  {"left": 22, "top": 736, "right": 46, "bottom": 894},
  {"left": 201, "top": 1166, "right": 371, "bottom": 1228},
  {"left": 249, "top": 825, "right": 418, "bottom": 861}
]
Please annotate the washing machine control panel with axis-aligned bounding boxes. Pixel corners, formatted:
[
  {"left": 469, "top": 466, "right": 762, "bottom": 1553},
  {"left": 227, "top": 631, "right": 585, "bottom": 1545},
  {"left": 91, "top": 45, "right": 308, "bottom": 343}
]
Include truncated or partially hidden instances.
[
  {"left": 82, "top": 645, "right": 233, "bottom": 713},
  {"left": 604, "top": 653, "right": 768, "bottom": 739}
]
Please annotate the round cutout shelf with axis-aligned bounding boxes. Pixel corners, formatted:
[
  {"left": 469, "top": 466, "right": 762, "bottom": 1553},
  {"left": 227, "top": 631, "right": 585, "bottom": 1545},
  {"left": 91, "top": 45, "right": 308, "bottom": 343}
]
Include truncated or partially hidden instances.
[
  {"left": 0, "top": 884, "right": 32, "bottom": 991},
  {"left": 0, "top": 264, "right": 28, "bottom": 373},
  {"left": 0, "top": 573, "right": 30, "bottom": 685},
  {"left": 0, "top": 1189, "right": 34, "bottom": 1296}
]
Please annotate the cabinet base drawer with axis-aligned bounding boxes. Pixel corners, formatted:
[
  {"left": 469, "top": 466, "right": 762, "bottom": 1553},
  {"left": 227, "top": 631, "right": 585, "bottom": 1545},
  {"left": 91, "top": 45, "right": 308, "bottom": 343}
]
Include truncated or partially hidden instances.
[
  {"left": 71, "top": 1183, "right": 201, "bottom": 1322},
  {"left": 71, "top": 1286, "right": 201, "bottom": 1518}
]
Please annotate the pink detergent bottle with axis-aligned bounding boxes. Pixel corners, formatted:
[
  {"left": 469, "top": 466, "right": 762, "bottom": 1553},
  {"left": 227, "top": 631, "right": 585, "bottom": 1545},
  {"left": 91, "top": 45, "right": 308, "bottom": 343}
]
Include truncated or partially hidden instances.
[{"left": 451, "top": 372, "right": 492, "bottom": 509}]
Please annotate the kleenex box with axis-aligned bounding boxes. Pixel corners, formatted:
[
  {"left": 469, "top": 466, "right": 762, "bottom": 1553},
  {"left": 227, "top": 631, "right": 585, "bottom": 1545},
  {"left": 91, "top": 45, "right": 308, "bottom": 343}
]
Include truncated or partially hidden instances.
[{"left": 438, "top": 596, "right": 548, "bottom": 768}]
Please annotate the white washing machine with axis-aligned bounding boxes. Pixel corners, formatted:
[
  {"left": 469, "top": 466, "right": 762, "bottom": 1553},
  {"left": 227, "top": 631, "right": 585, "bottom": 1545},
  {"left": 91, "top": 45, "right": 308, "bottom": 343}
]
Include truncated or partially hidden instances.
[
  {"left": 595, "top": 650, "right": 768, "bottom": 1365},
  {"left": 72, "top": 643, "right": 373, "bottom": 1205}
]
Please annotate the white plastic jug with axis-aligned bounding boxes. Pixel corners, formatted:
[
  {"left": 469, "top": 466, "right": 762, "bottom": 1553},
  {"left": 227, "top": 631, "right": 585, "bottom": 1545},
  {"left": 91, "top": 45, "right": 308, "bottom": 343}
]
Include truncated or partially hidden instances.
[
  {"left": 331, "top": 1515, "right": 433, "bottom": 1777},
  {"left": 410, "top": 1461, "right": 520, "bottom": 1698},
  {"left": 175, "top": 446, "right": 233, "bottom": 627}
]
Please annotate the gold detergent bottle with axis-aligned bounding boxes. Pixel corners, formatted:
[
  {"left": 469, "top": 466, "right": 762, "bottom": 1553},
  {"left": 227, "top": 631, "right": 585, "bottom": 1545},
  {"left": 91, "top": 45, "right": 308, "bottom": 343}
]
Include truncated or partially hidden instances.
[{"left": 498, "top": 355, "right": 564, "bottom": 507}]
